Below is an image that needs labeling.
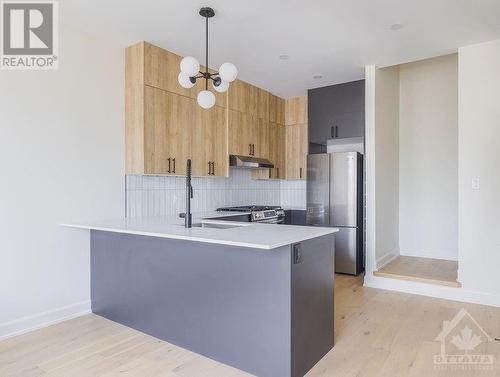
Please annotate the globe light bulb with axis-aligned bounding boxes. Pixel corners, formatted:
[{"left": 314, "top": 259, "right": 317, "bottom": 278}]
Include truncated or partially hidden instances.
[
  {"left": 178, "top": 72, "right": 195, "bottom": 89},
  {"left": 213, "top": 79, "right": 229, "bottom": 93},
  {"left": 218, "top": 62, "right": 238, "bottom": 82},
  {"left": 197, "top": 90, "right": 216, "bottom": 109},
  {"left": 180, "top": 56, "right": 200, "bottom": 77}
]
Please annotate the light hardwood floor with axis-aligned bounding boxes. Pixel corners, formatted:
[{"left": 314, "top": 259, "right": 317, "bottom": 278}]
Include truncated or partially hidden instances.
[
  {"left": 374, "top": 255, "right": 461, "bottom": 287},
  {"left": 2, "top": 274, "right": 500, "bottom": 377}
]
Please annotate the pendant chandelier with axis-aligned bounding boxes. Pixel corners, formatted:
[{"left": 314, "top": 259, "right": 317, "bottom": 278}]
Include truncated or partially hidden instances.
[{"left": 178, "top": 7, "right": 238, "bottom": 109}]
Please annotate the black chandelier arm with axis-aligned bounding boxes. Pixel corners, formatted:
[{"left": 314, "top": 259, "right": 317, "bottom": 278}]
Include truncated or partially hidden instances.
[{"left": 190, "top": 72, "right": 221, "bottom": 84}]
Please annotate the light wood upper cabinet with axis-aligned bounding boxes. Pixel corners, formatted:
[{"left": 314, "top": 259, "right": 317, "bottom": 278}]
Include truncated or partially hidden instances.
[
  {"left": 199, "top": 105, "right": 228, "bottom": 177},
  {"left": 251, "top": 122, "right": 285, "bottom": 180},
  {"left": 254, "top": 118, "right": 270, "bottom": 159},
  {"left": 228, "top": 80, "right": 269, "bottom": 120},
  {"left": 272, "top": 124, "right": 286, "bottom": 179},
  {"left": 228, "top": 110, "right": 254, "bottom": 157},
  {"left": 269, "top": 95, "right": 285, "bottom": 124},
  {"left": 143, "top": 42, "right": 190, "bottom": 98},
  {"left": 142, "top": 86, "right": 228, "bottom": 177},
  {"left": 143, "top": 42, "right": 227, "bottom": 108},
  {"left": 126, "top": 41, "right": 307, "bottom": 180},
  {"left": 228, "top": 110, "right": 270, "bottom": 159},
  {"left": 285, "top": 96, "right": 307, "bottom": 125},
  {"left": 285, "top": 123, "right": 308, "bottom": 180},
  {"left": 284, "top": 96, "right": 308, "bottom": 180},
  {"left": 126, "top": 42, "right": 228, "bottom": 177},
  {"left": 144, "top": 86, "right": 192, "bottom": 175}
]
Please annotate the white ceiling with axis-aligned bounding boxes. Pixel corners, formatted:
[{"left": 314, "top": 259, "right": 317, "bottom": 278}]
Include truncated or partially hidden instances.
[{"left": 62, "top": 0, "right": 500, "bottom": 98}]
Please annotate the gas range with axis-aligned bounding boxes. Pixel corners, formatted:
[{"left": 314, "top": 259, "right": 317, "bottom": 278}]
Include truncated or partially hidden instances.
[{"left": 217, "top": 205, "right": 285, "bottom": 223}]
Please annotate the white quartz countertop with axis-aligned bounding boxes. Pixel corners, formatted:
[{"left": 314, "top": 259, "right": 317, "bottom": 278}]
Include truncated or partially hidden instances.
[{"left": 63, "top": 211, "right": 337, "bottom": 250}]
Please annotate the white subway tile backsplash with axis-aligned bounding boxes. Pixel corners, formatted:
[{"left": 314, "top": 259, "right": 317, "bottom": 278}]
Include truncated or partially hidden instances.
[{"left": 126, "top": 169, "right": 306, "bottom": 217}]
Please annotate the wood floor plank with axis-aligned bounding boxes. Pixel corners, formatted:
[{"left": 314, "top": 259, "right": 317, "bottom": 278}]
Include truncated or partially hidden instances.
[{"left": 2, "top": 275, "right": 500, "bottom": 377}]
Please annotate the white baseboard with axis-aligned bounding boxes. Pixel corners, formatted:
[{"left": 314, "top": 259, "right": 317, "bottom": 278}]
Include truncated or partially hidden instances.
[
  {"left": 0, "top": 300, "right": 91, "bottom": 341},
  {"left": 376, "top": 250, "right": 399, "bottom": 270},
  {"left": 399, "top": 250, "right": 458, "bottom": 261},
  {"left": 364, "top": 275, "right": 500, "bottom": 308}
]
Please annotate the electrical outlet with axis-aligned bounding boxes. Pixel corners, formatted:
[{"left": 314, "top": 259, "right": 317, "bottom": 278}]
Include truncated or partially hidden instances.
[
  {"left": 472, "top": 177, "right": 480, "bottom": 190},
  {"left": 293, "top": 243, "right": 302, "bottom": 264}
]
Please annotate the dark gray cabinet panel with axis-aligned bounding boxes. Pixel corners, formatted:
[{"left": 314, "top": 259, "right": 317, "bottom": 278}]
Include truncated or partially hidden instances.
[
  {"left": 91, "top": 230, "right": 336, "bottom": 377},
  {"left": 291, "top": 235, "right": 334, "bottom": 377},
  {"left": 308, "top": 80, "right": 365, "bottom": 147},
  {"left": 91, "top": 231, "right": 292, "bottom": 377},
  {"left": 284, "top": 210, "right": 307, "bottom": 225},
  {"left": 332, "top": 111, "right": 364, "bottom": 139}
]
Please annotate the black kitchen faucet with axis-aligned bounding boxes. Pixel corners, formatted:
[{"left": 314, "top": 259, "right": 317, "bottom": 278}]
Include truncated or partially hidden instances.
[{"left": 179, "top": 159, "right": 193, "bottom": 228}]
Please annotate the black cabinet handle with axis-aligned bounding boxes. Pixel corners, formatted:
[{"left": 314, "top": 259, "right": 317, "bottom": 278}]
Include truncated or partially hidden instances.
[
  {"left": 335, "top": 125, "right": 339, "bottom": 138},
  {"left": 276, "top": 167, "right": 279, "bottom": 178},
  {"left": 300, "top": 167, "right": 302, "bottom": 179},
  {"left": 269, "top": 169, "right": 272, "bottom": 179},
  {"left": 249, "top": 144, "right": 252, "bottom": 155},
  {"left": 172, "top": 158, "right": 176, "bottom": 173},
  {"left": 331, "top": 126, "right": 334, "bottom": 138},
  {"left": 211, "top": 162, "right": 215, "bottom": 175},
  {"left": 252, "top": 144, "right": 255, "bottom": 156},
  {"left": 208, "top": 161, "right": 211, "bottom": 175},
  {"left": 168, "top": 158, "right": 171, "bottom": 173}
]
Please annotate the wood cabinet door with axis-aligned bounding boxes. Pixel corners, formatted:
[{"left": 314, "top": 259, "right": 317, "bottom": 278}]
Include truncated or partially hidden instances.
[
  {"left": 144, "top": 86, "right": 192, "bottom": 175},
  {"left": 144, "top": 43, "right": 226, "bottom": 108},
  {"left": 285, "top": 124, "right": 300, "bottom": 179},
  {"left": 251, "top": 122, "right": 285, "bottom": 180},
  {"left": 228, "top": 110, "right": 255, "bottom": 157},
  {"left": 285, "top": 96, "right": 307, "bottom": 125},
  {"left": 253, "top": 118, "right": 270, "bottom": 159},
  {"left": 228, "top": 80, "right": 248, "bottom": 114},
  {"left": 269, "top": 95, "right": 285, "bottom": 124},
  {"left": 201, "top": 105, "right": 228, "bottom": 177},
  {"left": 229, "top": 80, "right": 269, "bottom": 120},
  {"left": 298, "top": 123, "right": 308, "bottom": 179},
  {"left": 257, "top": 88, "right": 270, "bottom": 121},
  {"left": 271, "top": 123, "right": 286, "bottom": 178},
  {"left": 144, "top": 43, "right": 190, "bottom": 98},
  {"left": 285, "top": 123, "right": 307, "bottom": 180}
]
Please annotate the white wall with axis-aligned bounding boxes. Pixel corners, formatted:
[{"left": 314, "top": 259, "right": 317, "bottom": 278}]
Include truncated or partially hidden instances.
[
  {"left": 458, "top": 40, "right": 500, "bottom": 296},
  {"left": 0, "top": 26, "right": 125, "bottom": 338},
  {"left": 399, "top": 55, "right": 458, "bottom": 260},
  {"left": 365, "top": 41, "right": 500, "bottom": 308},
  {"left": 374, "top": 66, "right": 400, "bottom": 267}
]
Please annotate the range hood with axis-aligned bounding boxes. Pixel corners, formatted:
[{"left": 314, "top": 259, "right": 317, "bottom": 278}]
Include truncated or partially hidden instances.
[{"left": 229, "top": 155, "right": 274, "bottom": 169}]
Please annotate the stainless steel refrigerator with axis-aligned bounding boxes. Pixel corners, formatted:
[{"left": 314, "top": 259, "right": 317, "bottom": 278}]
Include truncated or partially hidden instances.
[{"left": 306, "top": 152, "right": 364, "bottom": 275}]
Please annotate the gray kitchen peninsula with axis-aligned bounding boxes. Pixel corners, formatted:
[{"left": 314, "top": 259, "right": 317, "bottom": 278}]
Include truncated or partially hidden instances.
[{"left": 65, "top": 215, "right": 337, "bottom": 377}]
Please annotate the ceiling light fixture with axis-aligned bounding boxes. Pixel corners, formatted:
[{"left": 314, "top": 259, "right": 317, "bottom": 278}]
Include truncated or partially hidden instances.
[
  {"left": 313, "top": 75, "right": 322, "bottom": 79},
  {"left": 279, "top": 54, "right": 290, "bottom": 60},
  {"left": 178, "top": 7, "right": 237, "bottom": 109},
  {"left": 390, "top": 23, "right": 404, "bottom": 31}
]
